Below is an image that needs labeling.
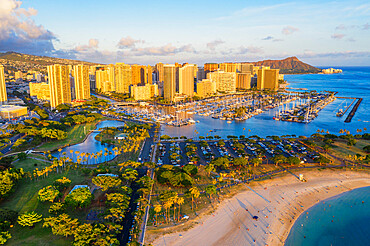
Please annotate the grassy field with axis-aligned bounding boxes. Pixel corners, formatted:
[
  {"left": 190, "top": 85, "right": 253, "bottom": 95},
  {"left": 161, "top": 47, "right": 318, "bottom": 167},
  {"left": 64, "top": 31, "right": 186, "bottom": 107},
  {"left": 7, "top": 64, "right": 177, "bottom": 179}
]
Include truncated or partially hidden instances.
[
  {"left": 148, "top": 164, "right": 282, "bottom": 229},
  {"left": 0, "top": 168, "right": 92, "bottom": 245},
  {"left": 12, "top": 157, "right": 50, "bottom": 172},
  {"left": 331, "top": 139, "right": 369, "bottom": 158},
  {"left": 37, "top": 122, "right": 97, "bottom": 152}
]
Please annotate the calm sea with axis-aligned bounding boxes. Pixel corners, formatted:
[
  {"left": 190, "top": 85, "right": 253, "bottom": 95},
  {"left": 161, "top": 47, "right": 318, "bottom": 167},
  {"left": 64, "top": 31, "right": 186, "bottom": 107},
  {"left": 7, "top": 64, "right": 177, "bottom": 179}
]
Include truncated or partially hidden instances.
[
  {"left": 285, "top": 186, "right": 370, "bottom": 246},
  {"left": 161, "top": 67, "right": 370, "bottom": 138}
]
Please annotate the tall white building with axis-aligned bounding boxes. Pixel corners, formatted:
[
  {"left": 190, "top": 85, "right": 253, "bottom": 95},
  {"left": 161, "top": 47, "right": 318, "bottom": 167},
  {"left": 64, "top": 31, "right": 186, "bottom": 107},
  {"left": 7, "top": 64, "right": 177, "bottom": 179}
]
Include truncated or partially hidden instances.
[
  {"left": 73, "top": 65, "right": 90, "bottom": 100},
  {"left": 0, "top": 65, "right": 7, "bottom": 104}
]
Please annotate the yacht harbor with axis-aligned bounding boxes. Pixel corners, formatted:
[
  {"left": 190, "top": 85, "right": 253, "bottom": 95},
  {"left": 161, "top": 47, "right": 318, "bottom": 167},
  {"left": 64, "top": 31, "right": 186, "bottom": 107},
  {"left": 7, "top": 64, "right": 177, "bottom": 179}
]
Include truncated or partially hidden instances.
[{"left": 108, "top": 91, "right": 338, "bottom": 127}]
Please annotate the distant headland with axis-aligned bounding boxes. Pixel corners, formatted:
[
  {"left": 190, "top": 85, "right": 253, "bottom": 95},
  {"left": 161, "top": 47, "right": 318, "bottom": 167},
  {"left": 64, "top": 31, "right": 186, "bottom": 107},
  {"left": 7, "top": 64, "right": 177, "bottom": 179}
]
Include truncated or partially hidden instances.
[{"left": 252, "top": 56, "right": 322, "bottom": 74}]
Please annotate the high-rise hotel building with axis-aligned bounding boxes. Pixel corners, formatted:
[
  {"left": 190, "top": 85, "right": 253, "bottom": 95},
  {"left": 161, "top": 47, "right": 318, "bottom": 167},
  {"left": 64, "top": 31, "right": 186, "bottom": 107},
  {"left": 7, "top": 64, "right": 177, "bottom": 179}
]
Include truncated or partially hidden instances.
[
  {"left": 115, "top": 63, "right": 132, "bottom": 94},
  {"left": 0, "top": 65, "right": 7, "bottom": 104},
  {"left": 155, "top": 63, "right": 164, "bottom": 82},
  {"left": 204, "top": 63, "right": 219, "bottom": 72},
  {"left": 47, "top": 65, "right": 71, "bottom": 108},
  {"left": 178, "top": 64, "right": 195, "bottom": 97},
  {"left": 257, "top": 68, "right": 279, "bottom": 91},
  {"left": 207, "top": 70, "right": 236, "bottom": 93},
  {"left": 73, "top": 65, "right": 90, "bottom": 100},
  {"left": 131, "top": 65, "right": 153, "bottom": 85},
  {"left": 164, "top": 64, "right": 178, "bottom": 102}
]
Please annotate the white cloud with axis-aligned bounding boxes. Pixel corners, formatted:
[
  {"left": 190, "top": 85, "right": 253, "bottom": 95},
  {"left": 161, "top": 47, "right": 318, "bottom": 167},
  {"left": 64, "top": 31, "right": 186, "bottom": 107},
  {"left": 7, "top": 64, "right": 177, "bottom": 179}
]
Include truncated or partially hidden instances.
[
  {"left": 331, "top": 33, "right": 345, "bottom": 39},
  {"left": 206, "top": 40, "right": 225, "bottom": 50},
  {"left": 335, "top": 24, "right": 347, "bottom": 30},
  {"left": 0, "top": 0, "right": 55, "bottom": 55},
  {"left": 262, "top": 36, "right": 273, "bottom": 41},
  {"left": 300, "top": 50, "right": 370, "bottom": 59},
  {"left": 282, "top": 26, "right": 299, "bottom": 35},
  {"left": 75, "top": 39, "right": 99, "bottom": 52},
  {"left": 117, "top": 36, "right": 143, "bottom": 48},
  {"left": 0, "top": 0, "right": 54, "bottom": 40},
  {"left": 123, "top": 43, "right": 196, "bottom": 57}
]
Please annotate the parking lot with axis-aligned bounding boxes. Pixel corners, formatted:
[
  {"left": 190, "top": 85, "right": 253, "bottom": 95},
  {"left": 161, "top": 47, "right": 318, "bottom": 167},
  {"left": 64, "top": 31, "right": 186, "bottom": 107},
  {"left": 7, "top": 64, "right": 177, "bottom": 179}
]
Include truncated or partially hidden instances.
[{"left": 156, "top": 138, "right": 319, "bottom": 166}]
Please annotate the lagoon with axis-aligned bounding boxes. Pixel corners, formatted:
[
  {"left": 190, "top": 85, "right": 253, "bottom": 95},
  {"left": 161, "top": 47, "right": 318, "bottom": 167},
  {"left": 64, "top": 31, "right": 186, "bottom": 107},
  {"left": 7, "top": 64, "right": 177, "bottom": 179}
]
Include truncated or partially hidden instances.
[{"left": 52, "top": 120, "right": 126, "bottom": 164}]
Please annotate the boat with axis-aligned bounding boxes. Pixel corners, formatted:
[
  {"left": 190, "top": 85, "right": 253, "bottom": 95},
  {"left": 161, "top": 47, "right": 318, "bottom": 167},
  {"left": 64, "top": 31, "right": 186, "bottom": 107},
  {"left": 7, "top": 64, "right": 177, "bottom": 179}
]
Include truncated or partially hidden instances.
[
  {"left": 227, "top": 120, "right": 232, "bottom": 123},
  {"left": 336, "top": 109, "right": 344, "bottom": 117}
]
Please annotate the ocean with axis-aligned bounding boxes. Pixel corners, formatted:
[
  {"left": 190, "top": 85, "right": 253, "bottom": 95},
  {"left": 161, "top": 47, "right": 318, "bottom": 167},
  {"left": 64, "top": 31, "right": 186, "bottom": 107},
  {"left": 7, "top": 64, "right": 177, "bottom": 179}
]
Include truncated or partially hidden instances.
[
  {"left": 285, "top": 186, "right": 370, "bottom": 246},
  {"left": 161, "top": 66, "right": 370, "bottom": 138}
]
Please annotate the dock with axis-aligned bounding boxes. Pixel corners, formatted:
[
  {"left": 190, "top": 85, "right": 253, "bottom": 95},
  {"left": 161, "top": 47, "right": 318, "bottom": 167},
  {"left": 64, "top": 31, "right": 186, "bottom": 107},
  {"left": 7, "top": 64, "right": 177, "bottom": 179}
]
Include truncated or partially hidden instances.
[
  {"left": 336, "top": 98, "right": 356, "bottom": 117},
  {"left": 344, "top": 98, "right": 363, "bottom": 123}
]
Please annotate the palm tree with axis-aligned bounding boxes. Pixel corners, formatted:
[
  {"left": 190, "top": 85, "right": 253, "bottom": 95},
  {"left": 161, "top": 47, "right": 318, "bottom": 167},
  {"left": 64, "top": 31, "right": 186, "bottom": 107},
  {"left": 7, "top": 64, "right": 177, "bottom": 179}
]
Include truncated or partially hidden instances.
[
  {"left": 154, "top": 204, "right": 162, "bottom": 226},
  {"left": 171, "top": 193, "right": 179, "bottom": 222},
  {"left": 176, "top": 197, "right": 184, "bottom": 221},
  {"left": 163, "top": 200, "right": 172, "bottom": 224},
  {"left": 189, "top": 187, "right": 200, "bottom": 211}
]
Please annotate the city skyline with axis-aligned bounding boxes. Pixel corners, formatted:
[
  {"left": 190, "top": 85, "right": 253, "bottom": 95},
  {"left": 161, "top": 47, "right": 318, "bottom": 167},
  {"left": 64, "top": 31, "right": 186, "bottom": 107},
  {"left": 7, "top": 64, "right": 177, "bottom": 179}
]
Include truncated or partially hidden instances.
[{"left": 0, "top": 0, "right": 369, "bottom": 66}]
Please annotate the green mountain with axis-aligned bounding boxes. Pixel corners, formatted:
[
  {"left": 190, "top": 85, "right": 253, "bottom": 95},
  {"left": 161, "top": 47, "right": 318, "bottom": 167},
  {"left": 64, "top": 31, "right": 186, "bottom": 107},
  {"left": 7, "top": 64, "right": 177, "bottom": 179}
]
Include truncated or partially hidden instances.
[{"left": 0, "top": 51, "right": 98, "bottom": 74}]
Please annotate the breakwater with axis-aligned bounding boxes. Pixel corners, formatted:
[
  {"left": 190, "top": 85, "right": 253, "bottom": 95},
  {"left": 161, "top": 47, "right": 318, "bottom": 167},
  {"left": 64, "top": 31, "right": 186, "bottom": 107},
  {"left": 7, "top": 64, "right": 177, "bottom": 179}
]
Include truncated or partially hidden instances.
[{"left": 345, "top": 98, "right": 363, "bottom": 123}]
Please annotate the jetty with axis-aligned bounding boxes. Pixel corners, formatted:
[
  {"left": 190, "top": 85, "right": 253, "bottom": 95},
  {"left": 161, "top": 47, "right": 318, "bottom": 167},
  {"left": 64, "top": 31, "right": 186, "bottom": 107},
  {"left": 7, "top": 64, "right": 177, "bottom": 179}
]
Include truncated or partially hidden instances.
[
  {"left": 344, "top": 98, "right": 363, "bottom": 123},
  {"left": 336, "top": 98, "right": 356, "bottom": 117}
]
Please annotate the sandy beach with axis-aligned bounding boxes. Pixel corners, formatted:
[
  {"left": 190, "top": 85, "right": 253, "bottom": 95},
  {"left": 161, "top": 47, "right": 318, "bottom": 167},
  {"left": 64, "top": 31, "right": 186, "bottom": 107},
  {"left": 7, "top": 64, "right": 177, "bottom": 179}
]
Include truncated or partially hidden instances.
[{"left": 150, "top": 169, "right": 370, "bottom": 246}]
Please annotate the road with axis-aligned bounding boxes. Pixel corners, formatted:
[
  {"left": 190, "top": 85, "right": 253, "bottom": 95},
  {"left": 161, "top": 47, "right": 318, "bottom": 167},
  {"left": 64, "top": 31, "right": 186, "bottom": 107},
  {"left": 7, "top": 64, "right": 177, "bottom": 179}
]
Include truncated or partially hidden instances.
[{"left": 0, "top": 133, "right": 25, "bottom": 155}]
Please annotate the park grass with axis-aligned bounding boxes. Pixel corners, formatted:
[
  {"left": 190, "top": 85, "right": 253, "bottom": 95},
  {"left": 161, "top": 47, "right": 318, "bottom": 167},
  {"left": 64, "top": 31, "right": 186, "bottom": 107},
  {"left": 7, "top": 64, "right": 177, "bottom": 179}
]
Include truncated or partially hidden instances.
[
  {"left": 331, "top": 139, "right": 369, "bottom": 159},
  {"left": 12, "top": 157, "right": 50, "bottom": 172},
  {"left": 148, "top": 164, "right": 281, "bottom": 230},
  {"left": 0, "top": 168, "right": 91, "bottom": 245},
  {"left": 36, "top": 122, "right": 98, "bottom": 152}
]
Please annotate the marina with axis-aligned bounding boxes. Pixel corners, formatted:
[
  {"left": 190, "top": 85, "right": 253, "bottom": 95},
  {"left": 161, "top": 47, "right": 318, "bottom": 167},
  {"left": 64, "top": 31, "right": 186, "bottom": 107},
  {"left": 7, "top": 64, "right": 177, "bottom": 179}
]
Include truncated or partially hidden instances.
[
  {"left": 273, "top": 92, "right": 336, "bottom": 123},
  {"left": 109, "top": 91, "right": 337, "bottom": 127}
]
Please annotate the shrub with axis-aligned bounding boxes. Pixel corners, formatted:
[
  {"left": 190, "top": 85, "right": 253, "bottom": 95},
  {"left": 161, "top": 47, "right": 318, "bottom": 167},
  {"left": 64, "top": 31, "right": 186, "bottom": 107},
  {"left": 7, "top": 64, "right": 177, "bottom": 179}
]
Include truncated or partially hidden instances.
[
  {"left": 64, "top": 188, "right": 92, "bottom": 208},
  {"left": 17, "top": 212, "right": 42, "bottom": 227},
  {"left": 38, "top": 185, "right": 60, "bottom": 203},
  {"left": 53, "top": 177, "right": 71, "bottom": 191},
  {"left": 49, "top": 202, "right": 65, "bottom": 215}
]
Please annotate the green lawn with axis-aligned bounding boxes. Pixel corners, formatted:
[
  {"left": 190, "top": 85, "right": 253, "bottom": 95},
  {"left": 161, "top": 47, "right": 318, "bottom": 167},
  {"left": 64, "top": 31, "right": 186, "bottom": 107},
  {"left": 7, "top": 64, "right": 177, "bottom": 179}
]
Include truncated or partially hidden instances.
[
  {"left": 0, "top": 168, "right": 91, "bottom": 245},
  {"left": 12, "top": 157, "right": 50, "bottom": 172},
  {"left": 331, "top": 139, "right": 369, "bottom": 159},
  {"left": 36, "top": 122, "right": 97, "bottom": 152}
]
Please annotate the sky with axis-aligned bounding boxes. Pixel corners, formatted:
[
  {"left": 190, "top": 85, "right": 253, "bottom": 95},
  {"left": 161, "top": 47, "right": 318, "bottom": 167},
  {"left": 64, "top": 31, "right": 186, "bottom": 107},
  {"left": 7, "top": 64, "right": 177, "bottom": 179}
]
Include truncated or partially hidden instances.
[{"left": 0, "top": 0, "right": 369, "bottom": 66}]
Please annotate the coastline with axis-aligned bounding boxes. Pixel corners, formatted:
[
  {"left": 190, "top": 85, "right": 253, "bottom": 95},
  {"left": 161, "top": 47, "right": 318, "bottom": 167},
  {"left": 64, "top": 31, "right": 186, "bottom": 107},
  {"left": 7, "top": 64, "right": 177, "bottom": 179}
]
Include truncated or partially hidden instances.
[{"left": 150, "top": 169, "right": 370, "bottom": 246}]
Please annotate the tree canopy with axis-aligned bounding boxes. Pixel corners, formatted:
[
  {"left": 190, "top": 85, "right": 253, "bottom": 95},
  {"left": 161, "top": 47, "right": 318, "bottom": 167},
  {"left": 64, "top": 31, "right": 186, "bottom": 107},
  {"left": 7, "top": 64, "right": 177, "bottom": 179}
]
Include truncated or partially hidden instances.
[{"left": 64, "top": 187, "right": 92, "bottom": 208}]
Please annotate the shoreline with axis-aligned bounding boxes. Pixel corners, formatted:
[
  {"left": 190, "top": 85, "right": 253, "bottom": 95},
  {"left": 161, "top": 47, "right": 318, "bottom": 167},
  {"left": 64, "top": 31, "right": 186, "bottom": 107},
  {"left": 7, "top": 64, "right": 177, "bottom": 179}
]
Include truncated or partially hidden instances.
[{"left": 150, "top": 169, "right": 370, "bottom": 246}]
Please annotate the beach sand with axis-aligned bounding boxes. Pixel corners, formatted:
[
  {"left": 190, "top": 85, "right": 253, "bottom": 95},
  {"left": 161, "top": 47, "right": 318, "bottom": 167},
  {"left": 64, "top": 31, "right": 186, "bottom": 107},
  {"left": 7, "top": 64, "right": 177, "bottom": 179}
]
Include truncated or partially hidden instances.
[{"left": 150, "top": 169, "right": 370, "bottom": 246}]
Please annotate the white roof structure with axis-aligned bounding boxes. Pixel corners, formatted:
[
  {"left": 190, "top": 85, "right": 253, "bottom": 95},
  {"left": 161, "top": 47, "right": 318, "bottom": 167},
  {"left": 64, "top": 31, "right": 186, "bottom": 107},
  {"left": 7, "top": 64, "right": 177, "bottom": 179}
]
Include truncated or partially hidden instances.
[
  {"left": 97, "top": 173, "right": 119, "bottom": 177},
  {"left": 69, "top": 185, "right": 90, "bottom": 194}
]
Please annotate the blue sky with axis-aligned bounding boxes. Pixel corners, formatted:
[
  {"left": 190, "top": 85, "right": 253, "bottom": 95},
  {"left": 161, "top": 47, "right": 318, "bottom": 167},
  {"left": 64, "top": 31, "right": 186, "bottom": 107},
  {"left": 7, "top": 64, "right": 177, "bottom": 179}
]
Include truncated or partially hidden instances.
[{"left": 1, "top": 0, "right": 369, "bottom": 65}]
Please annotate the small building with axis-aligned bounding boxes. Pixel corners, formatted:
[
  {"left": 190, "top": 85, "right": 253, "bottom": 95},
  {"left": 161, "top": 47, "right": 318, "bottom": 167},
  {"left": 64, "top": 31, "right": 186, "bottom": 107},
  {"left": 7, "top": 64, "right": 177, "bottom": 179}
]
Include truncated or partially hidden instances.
[
  {"left": 69, "top": 185, "right": 90, "bottom": 194},
  {"left": 97, "top": 173, "right": 119, "bottom": 178},
  {"left": 114, "top": 133, "right": 127, "bottom": 140},
  {"left": 0, "top": 105, "right": 28, "bottom": 119}
]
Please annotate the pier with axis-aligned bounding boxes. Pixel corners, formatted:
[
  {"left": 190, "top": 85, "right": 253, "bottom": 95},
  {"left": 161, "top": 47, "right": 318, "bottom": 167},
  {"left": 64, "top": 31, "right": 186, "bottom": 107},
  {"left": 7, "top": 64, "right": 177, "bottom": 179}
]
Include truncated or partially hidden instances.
[
  {"left": 335, "top": 98, "right": 356, "bottom": 117},
  {"left": 344, "top": 98, "right": 363, "bottom": 123},
  {"left": 274, "top": 93, "right": 336, "bottom": 124}
]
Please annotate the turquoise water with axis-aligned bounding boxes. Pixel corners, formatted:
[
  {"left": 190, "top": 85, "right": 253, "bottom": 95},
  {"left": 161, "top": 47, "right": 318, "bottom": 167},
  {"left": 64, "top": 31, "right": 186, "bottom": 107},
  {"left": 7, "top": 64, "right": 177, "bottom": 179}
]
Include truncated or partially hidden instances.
[
  {"left": 285, "top": 186, "right": 370, "bottom": 246},
  {"left": 161, "top": 67, "right": 370, "bottom": 138},
  {"left": 52, "top": 120, "right": 126, "bottom": 164}
]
